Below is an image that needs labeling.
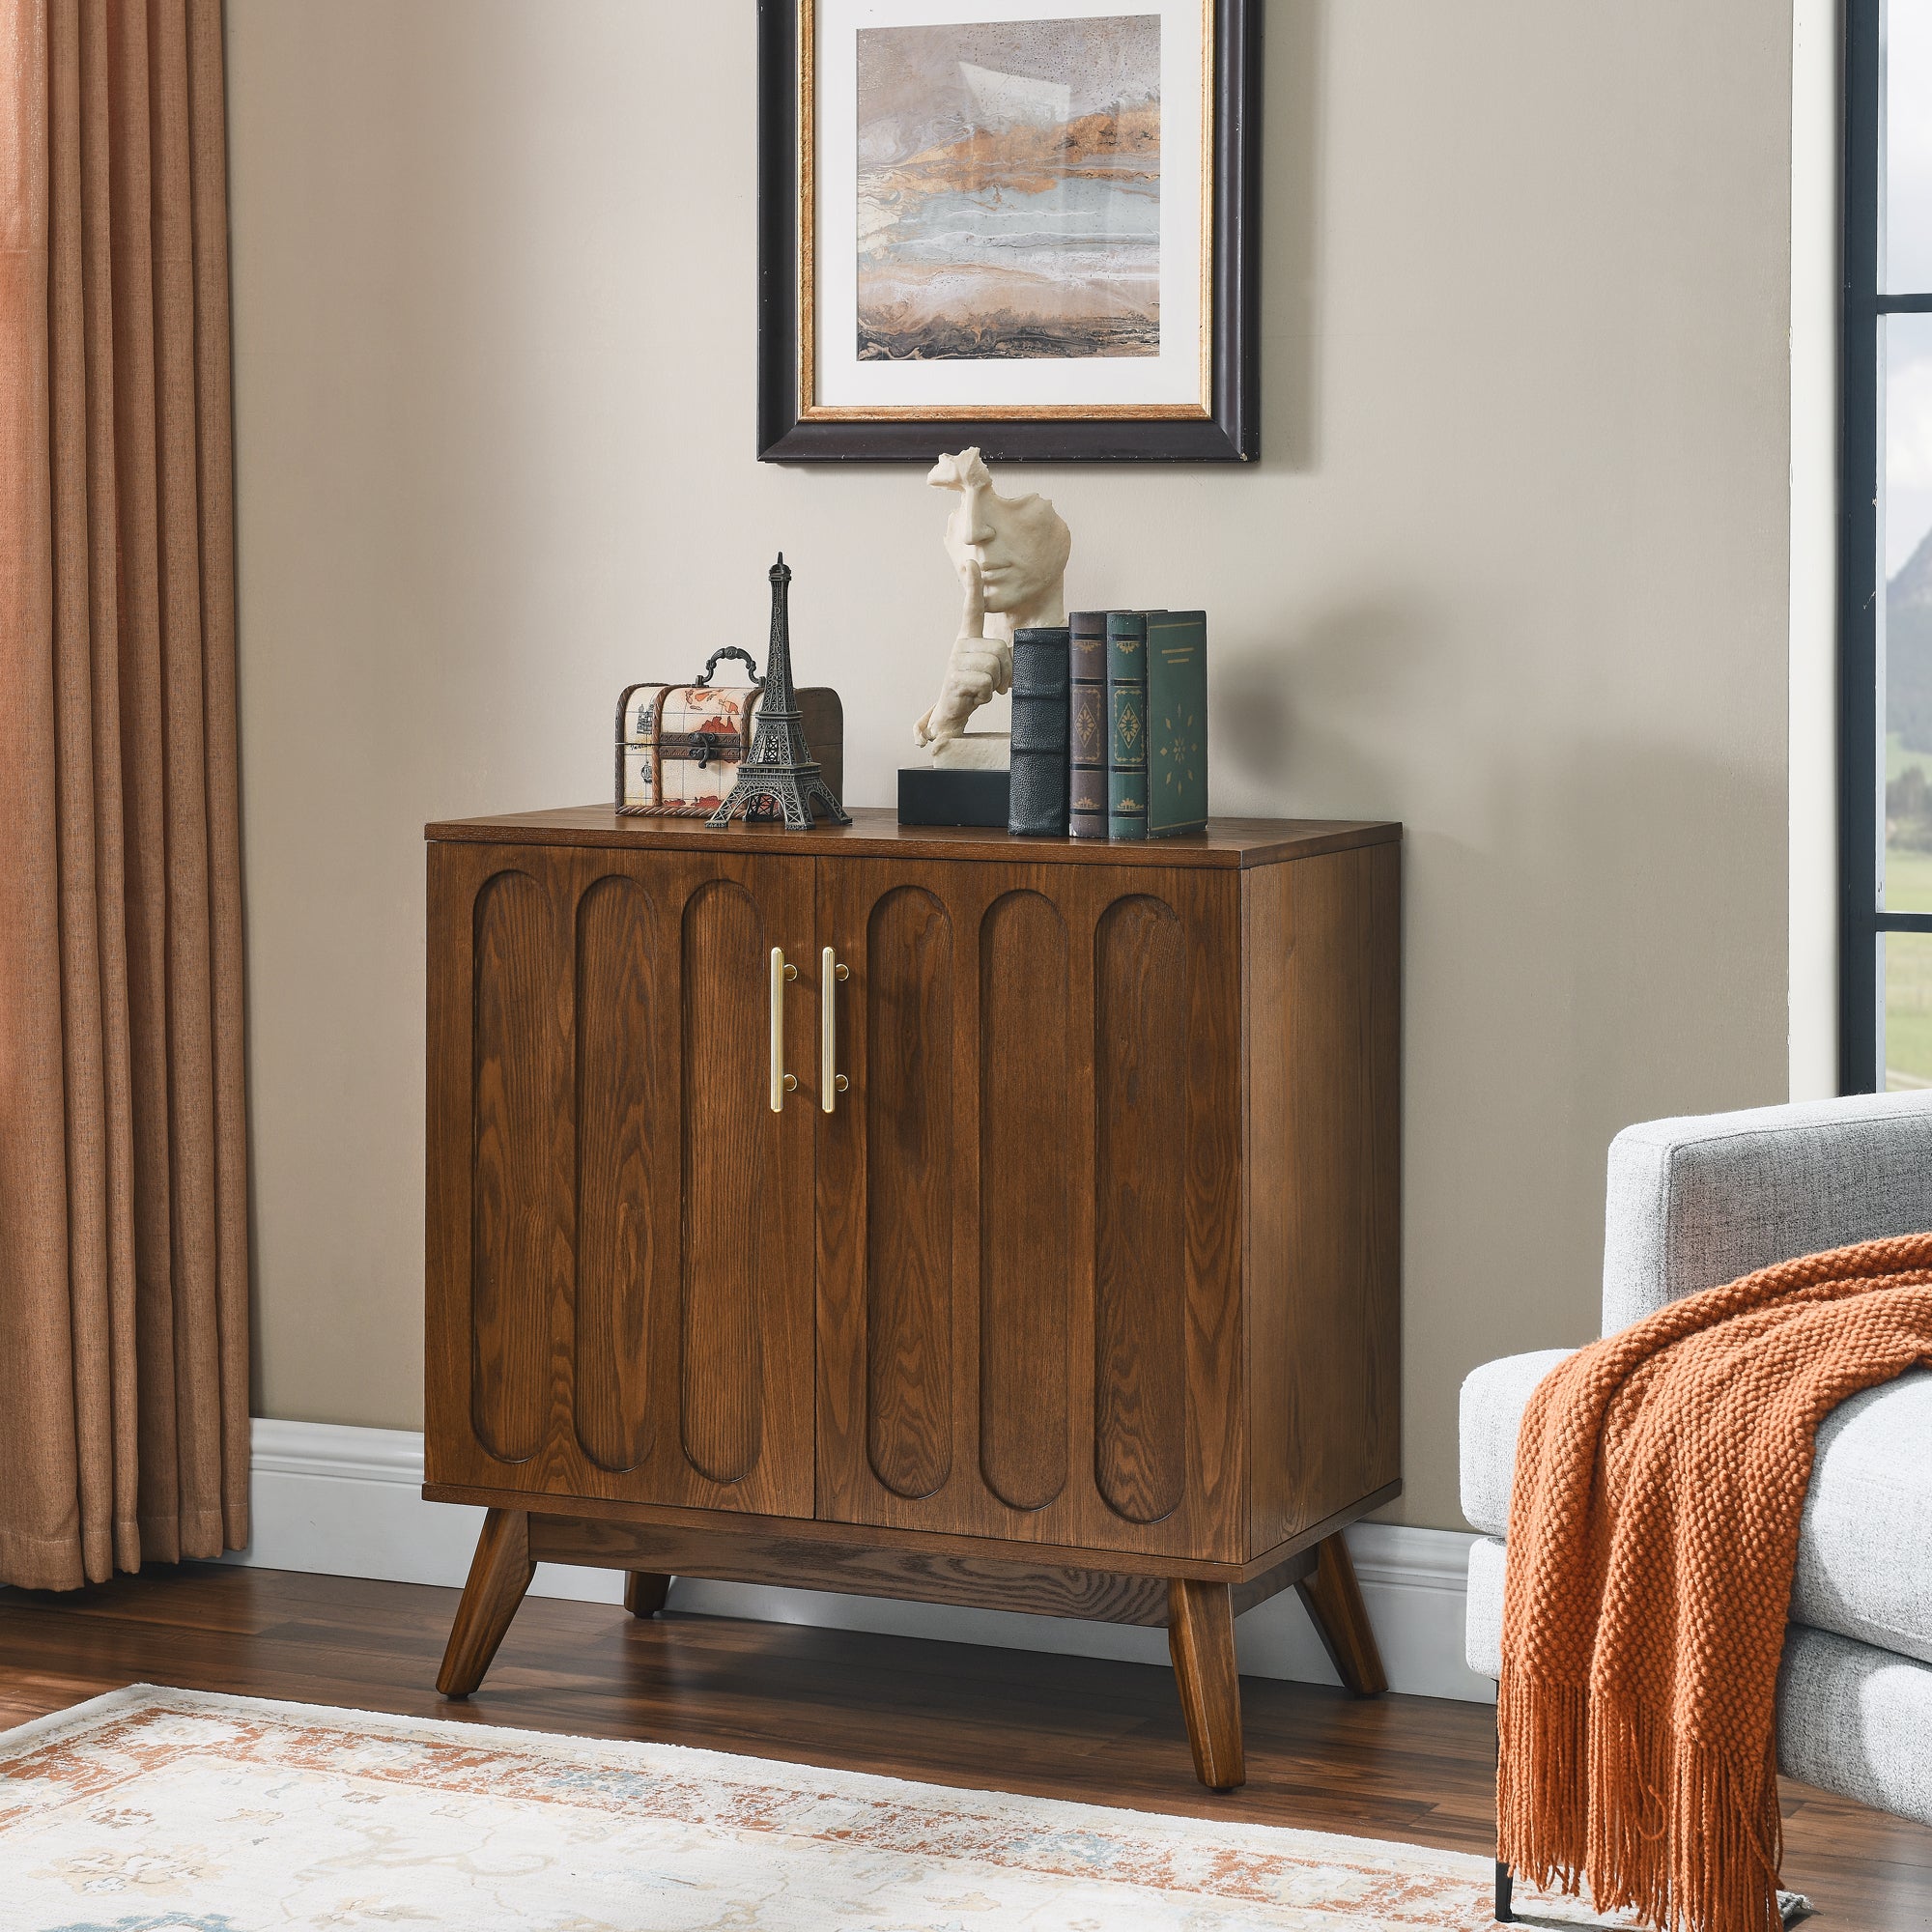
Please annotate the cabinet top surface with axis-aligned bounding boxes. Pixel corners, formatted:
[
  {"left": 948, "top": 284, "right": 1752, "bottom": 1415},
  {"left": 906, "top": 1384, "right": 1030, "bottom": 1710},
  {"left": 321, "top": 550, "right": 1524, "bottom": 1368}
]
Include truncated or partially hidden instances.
[{"left": 424, "top": 805, "right": 1402, "bottom": 869}]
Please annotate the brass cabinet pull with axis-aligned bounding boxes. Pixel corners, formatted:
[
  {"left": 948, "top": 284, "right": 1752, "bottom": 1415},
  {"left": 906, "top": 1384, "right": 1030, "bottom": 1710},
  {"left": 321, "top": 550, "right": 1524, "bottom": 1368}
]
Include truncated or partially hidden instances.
[
  {"left": 820, "top": 947, "right": 850, "bottom": 1113},
  {"left": 769, "top": 947, "right": 798, "bottom": 1111}
]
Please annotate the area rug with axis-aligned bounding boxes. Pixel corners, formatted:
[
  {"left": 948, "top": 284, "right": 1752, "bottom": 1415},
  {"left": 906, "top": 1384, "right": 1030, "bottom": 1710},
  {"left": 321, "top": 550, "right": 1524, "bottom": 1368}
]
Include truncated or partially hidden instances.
[{"left": 0, "top": 1685, "right": 1768, "bottom": 1929}]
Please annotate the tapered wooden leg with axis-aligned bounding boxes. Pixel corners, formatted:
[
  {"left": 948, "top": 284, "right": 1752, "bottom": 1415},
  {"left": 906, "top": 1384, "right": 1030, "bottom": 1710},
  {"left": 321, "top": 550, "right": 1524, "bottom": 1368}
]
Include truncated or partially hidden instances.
[
  {"left": 1167, "top": 1577, "right": 1245, "bottom": 1790},
  {"left": 437, "top": 1508, "right": 535, "bottom": 1697},
  {"left": 1493, "top": 1860, "right": 1516, "bottom": 1921},
  {"left": 1295, "top": 1531, "right": 1387, "bottom": 1695},
  {"left": 623, "top": 1571, "right": 671, "bottom": 1617}
]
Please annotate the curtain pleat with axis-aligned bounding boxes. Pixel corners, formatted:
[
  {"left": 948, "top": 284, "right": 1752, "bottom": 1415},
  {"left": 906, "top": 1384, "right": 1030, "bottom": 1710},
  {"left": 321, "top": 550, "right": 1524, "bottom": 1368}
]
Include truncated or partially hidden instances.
[
  {"left": 186, "top": 0, "right": 247, "bottom": 1550},
  {"left": 0, "top": 0, "right": 249, "bottom": 1591}
]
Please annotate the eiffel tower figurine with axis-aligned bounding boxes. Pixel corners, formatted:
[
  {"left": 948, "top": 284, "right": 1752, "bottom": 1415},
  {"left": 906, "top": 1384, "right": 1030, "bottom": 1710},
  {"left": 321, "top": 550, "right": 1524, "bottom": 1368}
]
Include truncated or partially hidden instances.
[{"left": 707, "top": 554, "right": 851, "bottom": 830}]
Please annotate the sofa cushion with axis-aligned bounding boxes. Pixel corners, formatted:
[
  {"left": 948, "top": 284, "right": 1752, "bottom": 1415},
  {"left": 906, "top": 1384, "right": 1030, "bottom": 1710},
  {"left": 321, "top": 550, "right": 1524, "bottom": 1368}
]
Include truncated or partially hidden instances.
[
  {"left": 1777, "top": 1624, "right": 1932, "bottom": 1827},
  {"left": 1461, "top": 1356, "right": 1932, "bottom": 1667},
  {"left": 1794, "top": 1368, "right": 1932, "bottom": 1666}
]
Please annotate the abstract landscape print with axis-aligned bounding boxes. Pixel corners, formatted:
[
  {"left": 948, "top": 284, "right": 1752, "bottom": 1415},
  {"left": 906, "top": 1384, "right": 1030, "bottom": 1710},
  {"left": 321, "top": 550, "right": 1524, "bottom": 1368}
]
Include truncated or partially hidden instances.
[{"left": 855, "top": 16, "right": 1161, "bottom": 363}]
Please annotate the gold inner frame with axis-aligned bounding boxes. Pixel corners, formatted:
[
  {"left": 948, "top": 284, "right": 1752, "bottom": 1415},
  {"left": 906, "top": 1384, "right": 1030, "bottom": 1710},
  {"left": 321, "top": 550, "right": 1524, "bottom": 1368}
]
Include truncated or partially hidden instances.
[{"left": 797, "top": 0, "right": 1217, "bottom": 423}]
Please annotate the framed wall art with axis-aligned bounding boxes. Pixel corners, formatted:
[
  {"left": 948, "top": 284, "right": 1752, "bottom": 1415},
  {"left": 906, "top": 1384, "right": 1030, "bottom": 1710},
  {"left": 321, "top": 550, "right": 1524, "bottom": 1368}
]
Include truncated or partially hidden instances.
[{"left": 757, "top": 0, "right": 1261, "bottom": 463}]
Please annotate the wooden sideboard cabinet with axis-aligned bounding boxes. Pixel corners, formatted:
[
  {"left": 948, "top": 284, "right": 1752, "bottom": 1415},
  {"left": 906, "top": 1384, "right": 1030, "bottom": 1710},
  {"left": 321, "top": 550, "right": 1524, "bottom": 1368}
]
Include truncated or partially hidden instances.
[{"left": 422, "top": 806, "right": 1402, "bottom": 1789}]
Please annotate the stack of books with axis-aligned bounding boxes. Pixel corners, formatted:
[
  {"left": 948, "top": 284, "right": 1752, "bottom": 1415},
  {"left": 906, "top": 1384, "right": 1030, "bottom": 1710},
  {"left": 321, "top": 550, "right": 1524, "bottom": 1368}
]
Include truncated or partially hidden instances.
[{"left": 1007, "top": 611, "right": 1208, "bottom": 840}]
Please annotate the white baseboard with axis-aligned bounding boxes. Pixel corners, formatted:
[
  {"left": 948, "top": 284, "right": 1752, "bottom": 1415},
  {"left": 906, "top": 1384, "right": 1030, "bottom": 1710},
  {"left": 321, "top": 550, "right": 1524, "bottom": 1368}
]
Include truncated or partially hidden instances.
[{"left": 238, "top": 1419, "right": 1494, "bottom": 1704}]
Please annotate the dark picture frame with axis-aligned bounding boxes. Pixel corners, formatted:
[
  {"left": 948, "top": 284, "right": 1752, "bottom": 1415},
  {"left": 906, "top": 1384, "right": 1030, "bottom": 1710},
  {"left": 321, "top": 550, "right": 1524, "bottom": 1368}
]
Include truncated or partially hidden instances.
[{"left": 757, "top": 0, "right": 1262, "bottom": 464}]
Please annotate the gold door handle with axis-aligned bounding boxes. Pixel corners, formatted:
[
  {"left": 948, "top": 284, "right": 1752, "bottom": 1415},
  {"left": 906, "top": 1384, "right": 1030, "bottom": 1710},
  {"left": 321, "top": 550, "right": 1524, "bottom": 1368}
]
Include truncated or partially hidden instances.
[
  {"left": 770, "top": 947, "right": 798, "bottom": 1111},
  {"left": 820, "top": 947, "right": 850, "bottom": 1113}
]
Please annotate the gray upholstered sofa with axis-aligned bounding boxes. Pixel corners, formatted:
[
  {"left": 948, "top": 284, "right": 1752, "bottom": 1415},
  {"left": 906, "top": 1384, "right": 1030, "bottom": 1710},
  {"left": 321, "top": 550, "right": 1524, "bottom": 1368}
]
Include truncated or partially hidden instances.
[{"left": 1461, "top": 1091, "right": 1932, "bottom": 1837}]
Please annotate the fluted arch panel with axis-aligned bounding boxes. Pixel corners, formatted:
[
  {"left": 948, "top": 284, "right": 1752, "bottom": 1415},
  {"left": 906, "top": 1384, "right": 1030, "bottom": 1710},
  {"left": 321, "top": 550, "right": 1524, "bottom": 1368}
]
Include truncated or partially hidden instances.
[
  {"left": 978, "top": 891, "right": 1071, "bottom": 1512},
  {"left": 470, "top": 869, "right": 566, "bottom": 1463},
  {"left": 573, "top": 875, "right": 660, "bottom": 1473},
  {"left": 1093, "top": 894, "right": 1187, "bottom": 1524},
  {"left": 865, "top": 886, "right": 955, "bottom": 1499},
  {"left": 678, "top": 880, "right": 768, "bottom": 1485}
]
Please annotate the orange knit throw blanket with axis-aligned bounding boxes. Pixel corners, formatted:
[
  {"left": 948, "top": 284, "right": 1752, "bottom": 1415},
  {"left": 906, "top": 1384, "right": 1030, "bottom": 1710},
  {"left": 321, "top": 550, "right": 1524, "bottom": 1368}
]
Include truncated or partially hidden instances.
[{"left": 1498, "top": 1233, "right": 1932, "bottom": 1932}]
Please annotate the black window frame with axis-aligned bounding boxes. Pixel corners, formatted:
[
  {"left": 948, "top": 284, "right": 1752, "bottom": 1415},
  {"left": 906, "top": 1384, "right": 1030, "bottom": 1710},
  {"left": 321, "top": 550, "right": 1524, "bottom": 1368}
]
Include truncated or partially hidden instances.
[{"left": 1839, "top": 0, "right": 1932, "bottom": 1091}]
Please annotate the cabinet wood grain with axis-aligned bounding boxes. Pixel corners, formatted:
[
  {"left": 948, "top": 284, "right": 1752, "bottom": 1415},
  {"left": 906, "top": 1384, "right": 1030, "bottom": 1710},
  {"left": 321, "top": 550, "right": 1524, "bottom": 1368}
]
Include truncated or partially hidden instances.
[
  {"left": 469, "top": 871, "right": 567, "bottom": 1466},
  {"left": 1243, "top": 843, "right": 1403, "bottom": 1551},
  {"left": 1094, "top": 894, "right": 1190, "bottom": 1527},
  {"left": 1296, "top": 1531, "right": 1389, "bottom": 1696},
  {"left": 1167, "top": 1577, "right": 1244, "bottom": 1790},
  {"left": 427, "top": 804, "right": 1399, "bottom": 870},
  {"left": 863, "top": 885, "right": 956, "bottom": 1501},
  {"left": 422, "top": 1474, "right": 1401, "bottom": 1584},
  {"left": 425, "top": 843, "right": 813, "bottom": 1520},
  {"left": 436, "top": 1508, "right": 535, "bottom": 1696},
  {"left": 678, "top": 879, "right": 776, "bottom": 1488},
  {"left": 526, "top": 1514, "right": 1319, "bottom": 1629},
  {"left": 812, "top": 859, "right": 1245, "bottom": 1562},
  {"left": 574, "top": 875, "right": 660, "bottom": 1474},
  {"left": 978, "top": 890, "right": 1072, "bottom": 1514},
  {"left": 425, "top": 814, "right": 1402, "bottom": 1789}
]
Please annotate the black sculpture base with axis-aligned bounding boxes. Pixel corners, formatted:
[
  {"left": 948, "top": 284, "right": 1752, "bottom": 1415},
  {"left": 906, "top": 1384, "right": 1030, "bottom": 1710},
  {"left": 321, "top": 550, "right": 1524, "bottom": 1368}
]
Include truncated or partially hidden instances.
[{"left": 897, "top": 766, "right": 1010, "bottom": 828}]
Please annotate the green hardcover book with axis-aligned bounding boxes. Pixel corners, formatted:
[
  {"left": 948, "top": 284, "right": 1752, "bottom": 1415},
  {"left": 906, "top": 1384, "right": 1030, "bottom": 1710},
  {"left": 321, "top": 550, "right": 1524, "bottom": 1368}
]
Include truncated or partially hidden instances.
[
  {"left": 1067, "top": 610, "right": 1111, "bottom": 838},
  {"left": 1146, "top": 611, "right": 1208, "bottom": 837},
  {"left": 1105, "top": 611, "right": 1149, "bottom": 840}
]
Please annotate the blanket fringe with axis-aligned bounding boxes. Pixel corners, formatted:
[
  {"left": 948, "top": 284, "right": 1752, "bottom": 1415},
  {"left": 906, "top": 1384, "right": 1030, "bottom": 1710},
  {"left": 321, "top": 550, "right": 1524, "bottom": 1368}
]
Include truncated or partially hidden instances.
[
  {"left": 1500, "top": 1670, "right": 1783, "bottom": 1932},
  {"left": 1495, "top": 1251, "right": 1932, "bottom": 1932}
]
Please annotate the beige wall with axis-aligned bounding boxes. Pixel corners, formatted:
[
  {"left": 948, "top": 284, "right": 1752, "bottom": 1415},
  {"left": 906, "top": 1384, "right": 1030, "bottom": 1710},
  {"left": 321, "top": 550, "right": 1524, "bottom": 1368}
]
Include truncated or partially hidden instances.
[{"left": 227, "top": 0, "right": 1794, "bottom": 1530}]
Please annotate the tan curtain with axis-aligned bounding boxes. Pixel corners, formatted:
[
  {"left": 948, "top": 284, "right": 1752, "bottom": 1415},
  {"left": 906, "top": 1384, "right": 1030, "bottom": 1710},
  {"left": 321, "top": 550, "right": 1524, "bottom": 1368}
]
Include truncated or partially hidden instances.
[{"left": 0, "top": 0, "right": 248, "bottom": 1590}]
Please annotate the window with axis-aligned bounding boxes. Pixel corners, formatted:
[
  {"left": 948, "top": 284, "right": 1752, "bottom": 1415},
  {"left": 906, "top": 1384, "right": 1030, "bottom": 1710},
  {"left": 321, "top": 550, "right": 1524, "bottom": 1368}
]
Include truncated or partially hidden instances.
[{"left": 1843, "top": 0, "right": 1932, "bottom": 1090}]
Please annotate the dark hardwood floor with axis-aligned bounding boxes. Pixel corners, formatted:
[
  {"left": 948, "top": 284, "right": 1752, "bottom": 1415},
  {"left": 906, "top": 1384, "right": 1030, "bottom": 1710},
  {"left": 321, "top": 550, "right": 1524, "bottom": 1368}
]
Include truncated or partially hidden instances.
[{"left": 1, "top": 1563, "right": 1927, "bottom": 1927}]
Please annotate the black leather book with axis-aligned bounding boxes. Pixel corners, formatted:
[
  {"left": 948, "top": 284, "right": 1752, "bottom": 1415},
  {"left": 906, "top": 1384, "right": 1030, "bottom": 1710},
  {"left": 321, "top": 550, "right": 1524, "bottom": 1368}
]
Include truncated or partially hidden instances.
[
  {"left": 1008, "top": 625, "right": 1071, "bottom": 837},
  {"left": 1067, "top": 611, "right": 1109, "bottom": 838}
]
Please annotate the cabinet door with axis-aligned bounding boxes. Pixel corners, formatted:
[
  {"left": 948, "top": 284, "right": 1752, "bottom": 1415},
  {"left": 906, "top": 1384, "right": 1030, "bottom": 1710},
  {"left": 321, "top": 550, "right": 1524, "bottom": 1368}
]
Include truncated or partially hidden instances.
[
  {"left": 425, "top": 841, "right": 816, "bottom": 1517},
  {"left": 814, "top": 859, "right": 1244, "bottom": 1561}
]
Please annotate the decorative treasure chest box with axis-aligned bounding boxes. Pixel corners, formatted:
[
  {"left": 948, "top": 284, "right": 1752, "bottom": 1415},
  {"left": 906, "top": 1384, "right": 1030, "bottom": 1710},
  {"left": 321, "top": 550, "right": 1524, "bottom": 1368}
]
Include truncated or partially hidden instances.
[{"left": 616, "top": 647, "right": 842, "bottom": 818}]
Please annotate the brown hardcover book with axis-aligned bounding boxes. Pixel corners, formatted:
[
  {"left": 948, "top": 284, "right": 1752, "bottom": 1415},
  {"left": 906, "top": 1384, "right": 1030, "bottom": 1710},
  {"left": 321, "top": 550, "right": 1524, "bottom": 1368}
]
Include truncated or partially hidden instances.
[{"left": 1067, "top": 610, "right": 1109, "bottom": 838}]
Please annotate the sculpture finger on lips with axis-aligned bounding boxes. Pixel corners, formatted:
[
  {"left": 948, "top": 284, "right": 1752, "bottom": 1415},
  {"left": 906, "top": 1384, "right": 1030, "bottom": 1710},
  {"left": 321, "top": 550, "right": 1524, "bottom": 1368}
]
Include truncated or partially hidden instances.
[{"left": 914, "top": 448, "right": 1072, "bottom": 772}]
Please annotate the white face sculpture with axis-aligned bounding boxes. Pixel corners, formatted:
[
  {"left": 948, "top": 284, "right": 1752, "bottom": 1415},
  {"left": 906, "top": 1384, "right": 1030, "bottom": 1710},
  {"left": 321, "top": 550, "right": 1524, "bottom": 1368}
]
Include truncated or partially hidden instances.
[
  {"left": 914, "top": 448, "right": 1074, "bottom": 755},
  {"left": 931, "top": 448, "right": 1071, "bottom": 636}
]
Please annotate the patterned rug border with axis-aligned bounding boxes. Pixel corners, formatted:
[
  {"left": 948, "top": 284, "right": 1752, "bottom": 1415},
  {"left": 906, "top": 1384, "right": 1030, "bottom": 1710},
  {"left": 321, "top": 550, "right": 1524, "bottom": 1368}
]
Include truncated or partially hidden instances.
[
  {"left": 1, "top": 1686, "right": 1811, "bottom": 1928},
  {"left": 0, "top": 1680, "right": 1496, "bottom": 1886}
]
